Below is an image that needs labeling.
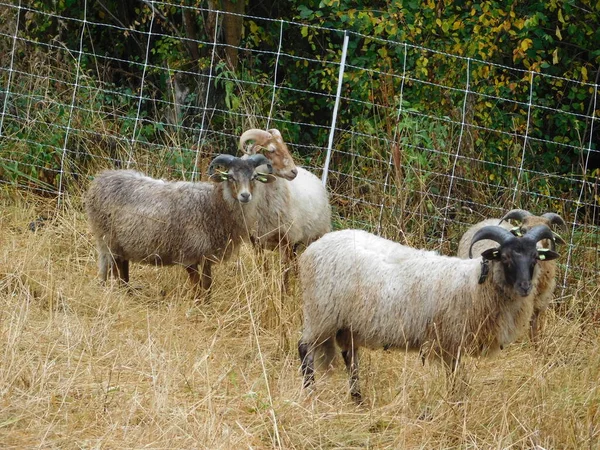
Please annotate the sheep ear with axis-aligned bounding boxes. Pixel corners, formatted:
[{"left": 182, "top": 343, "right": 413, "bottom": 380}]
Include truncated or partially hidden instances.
[
  {"left": 209, "top": 172, "right": 229, "bottom": 183},
  {"left": 254, "top": 173, "right": 277, "bottom": 184},
  {"left": 480, "top": 248, "right": 501, "bottom": 261},
  {"left": 537, "top": 248, "right": 560, "bottom": 261}
]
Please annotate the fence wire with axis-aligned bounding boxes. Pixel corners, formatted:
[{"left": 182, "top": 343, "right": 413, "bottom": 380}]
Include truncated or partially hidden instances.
[{"left": 0, "top": 1, "right": 598, "bottom": 289}]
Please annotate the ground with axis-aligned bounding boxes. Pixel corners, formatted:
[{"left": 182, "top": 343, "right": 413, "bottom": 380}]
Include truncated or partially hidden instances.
[{"left": 0, "top": 190, "right": 598, "bottom": 449}]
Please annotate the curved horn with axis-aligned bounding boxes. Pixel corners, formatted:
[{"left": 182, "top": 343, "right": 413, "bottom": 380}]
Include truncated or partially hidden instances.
[
  {"left": 208, "top": 154, "right": 237, "bottom": 175},
  {"left": 239, "top": 129, "right": 273, "bottom": 154},
  {"left": 469, "top": 225, "right": 515, "bottom": 258},
  {"left": 522, "top": 224, "right": 558, "bottom": 251},
  {"left": 499, "top": 209, "right": 533, "bottom": 225},
  {"left": 266, "top": 128, "right": 282, "bottom": 138},
  {"left": 247, "top": 153, "right": 273, "bottom": 173},
  {"left": 541, "top": 212, "right": 567, "bottom": 229}
]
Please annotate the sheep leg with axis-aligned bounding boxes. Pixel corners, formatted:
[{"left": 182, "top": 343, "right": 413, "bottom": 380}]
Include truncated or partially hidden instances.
[
  {"left": 336, "top": 329, "right": 362, "bottom": 403},
  {"left": 298, "top": 341, "right": 315, "bottom": 389},
  {"left": 109, "top": 258, "right": 120, "bottom": 280},
  {"left": 119, "top": 259, "right": 129, "bottom": 284},
  {"left": 98, "top": 252, "right": 110, "bottom": 283},
  {"left": 186, "top": 264, "right": 200, "bottom": 285},
  {"left": 185, "top": 264, "right": 203, "bottom": 301},
  {"left": 201, "top": 260, "right": 212, "bottom": 292}
]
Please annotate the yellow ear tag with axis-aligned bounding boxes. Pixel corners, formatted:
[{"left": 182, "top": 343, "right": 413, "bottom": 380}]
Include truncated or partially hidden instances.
[{"left": 539, "top": 254, "right": 546, "bottom": 260}]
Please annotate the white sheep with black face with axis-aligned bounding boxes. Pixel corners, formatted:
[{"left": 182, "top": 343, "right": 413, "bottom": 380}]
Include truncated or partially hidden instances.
[
  {"left": 85, "top": 154, "right": 275, "bottom": 298},
  {"left": 239, "top": 129, "right": 332, "bottom": 290},
  {"left": 457, "top": 209, "right": 567, "bottom": 342},
  {"left": 298, "top": 225, "right": 559, "bottom": 403}
]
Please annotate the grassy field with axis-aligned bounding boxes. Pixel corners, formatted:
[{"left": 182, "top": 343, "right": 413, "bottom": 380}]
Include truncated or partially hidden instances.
[{"left": 1, "top": 188, "right": 599, "bottom": 449}]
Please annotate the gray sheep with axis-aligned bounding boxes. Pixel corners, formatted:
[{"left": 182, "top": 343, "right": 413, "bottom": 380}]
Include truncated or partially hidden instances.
[
  {"left": 457, "top": 209, "right": 566, "bottom": 342},
  {"left": 85, "top": 154, "right": 275, "bottom": 297},
  {"left": 298, "top": 225, "right": 559, "bottom": 402}
]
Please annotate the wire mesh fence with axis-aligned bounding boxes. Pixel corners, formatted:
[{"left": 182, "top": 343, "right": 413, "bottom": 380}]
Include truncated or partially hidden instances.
[{"left": 0, "top": 1, "right": 598, "bottom": 291}]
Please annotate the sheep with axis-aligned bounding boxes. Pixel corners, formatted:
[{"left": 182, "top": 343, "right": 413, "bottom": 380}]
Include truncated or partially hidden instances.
[
  {"left": 238, "top": 128, "right": 332, "bottom": 290},
  {"left": 457, "top": 209, "right": 567, "bottom": 342},
  {"left": 297, "top": 225, "right": 559, "bottom": 402},
  {"left": 85, "top": 154, "right": 276, "bottom": 298}
]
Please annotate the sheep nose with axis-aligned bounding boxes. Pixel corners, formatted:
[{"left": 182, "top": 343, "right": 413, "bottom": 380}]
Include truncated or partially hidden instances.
[
  {"left": 518, "top": 280, "right": 532, "bottom": 296},
  {"left": 239, "top": 192, "right": 251, "bottom": 203},
  {"left": 291, "top": 168, "right": 298, "bottom": 177}
]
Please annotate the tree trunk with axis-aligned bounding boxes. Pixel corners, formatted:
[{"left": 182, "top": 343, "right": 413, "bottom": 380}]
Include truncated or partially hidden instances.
[{"left": 221, "top": 0, "right": 245, "bottom": 70}]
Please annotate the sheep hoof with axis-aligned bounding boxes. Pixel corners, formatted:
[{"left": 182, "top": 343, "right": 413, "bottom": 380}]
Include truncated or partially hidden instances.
[{"left": 351, "top": 392, "right": 364, "bottom": 405}]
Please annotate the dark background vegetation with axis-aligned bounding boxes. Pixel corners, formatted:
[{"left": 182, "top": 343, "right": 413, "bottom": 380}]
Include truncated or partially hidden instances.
[{"left": 1, "top": 1, "right": 598, "bottom": 271}]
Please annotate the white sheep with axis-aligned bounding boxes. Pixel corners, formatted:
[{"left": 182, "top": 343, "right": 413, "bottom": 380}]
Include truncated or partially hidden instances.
[
  {"left": 457, "top": 209, "right": 567, "bottom": 342},
  {"left": 238, "top": 128, "right": 331, "bottom": 290},
  {"left": 298, "top": 225, "right": 559, "bottom": 402},
  {"left": 85, "top": 154, "right": 275, "bottom": 297}
]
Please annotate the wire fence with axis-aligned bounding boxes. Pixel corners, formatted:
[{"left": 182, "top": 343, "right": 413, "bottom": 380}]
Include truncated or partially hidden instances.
[{"left": 0, "top": 1, "right": 598, "bottom": 292}]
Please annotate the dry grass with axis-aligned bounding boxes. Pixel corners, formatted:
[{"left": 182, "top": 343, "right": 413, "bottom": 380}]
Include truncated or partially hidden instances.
[{"left": 1, "top": 188, "right": 599, "bottom": 449}]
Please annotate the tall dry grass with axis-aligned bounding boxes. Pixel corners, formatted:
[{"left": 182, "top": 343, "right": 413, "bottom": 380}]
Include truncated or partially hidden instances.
[{"left": 1, "top": 188, "right": 599, "bottom": 449}]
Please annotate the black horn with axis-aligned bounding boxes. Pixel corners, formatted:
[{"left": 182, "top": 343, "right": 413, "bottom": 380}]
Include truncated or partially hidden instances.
[
  {"left": 208, "top": 154, "right": 237, "bottom": 175},
  {"left": 541, "top": 212, "right": 567, "bottom": 229},
  {"left": 247, "top": 154, "right": 273, "bottom": 173},
  {"left": 498, "top": 209, "right": 532, "bottom": 225},
  {"left": 522, "top": 224, "right": 557, "bottom": 249},
  {"left": 469, "top": 225, "right": 515, "bottom": 258}
]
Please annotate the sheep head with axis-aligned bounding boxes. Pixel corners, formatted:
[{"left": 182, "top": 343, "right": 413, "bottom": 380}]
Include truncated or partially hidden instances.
[
  {"left": 470, "top": 225, "right": 560, "bottom": 297},
  {"left": 239, "top": 128, "right": 298, "bottom": 181},
  {"left": 499, "top": 209, "right": 567, "bottom": 246},
  {"left": 208, "top": 154, "right": 276, "bottom": 203}
]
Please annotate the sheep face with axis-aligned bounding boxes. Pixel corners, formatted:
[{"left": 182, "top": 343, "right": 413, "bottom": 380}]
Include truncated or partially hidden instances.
[
  {"left": 262, "top": 129, "right": 298, "bottom": 181},
  {"left": 239, "top": 128, "right": 298, "bottom": 180},
  {"left": 209, "top": 156, "right": 276, "bottom": 204},
  {"left": 478, "top": 226, "right": 560, "bottom": 297}
]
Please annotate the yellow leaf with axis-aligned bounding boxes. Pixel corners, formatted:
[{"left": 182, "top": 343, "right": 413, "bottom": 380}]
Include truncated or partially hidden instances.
[
  {"left": 558, "top": 9, "right": 565, "bottom": 24},
  {"left": 581, "top": 66, "right": 588, "bottom": 81},
  {"left": 436, "top": 18, "right": 442, "bottom": 27},
  {"left": 552, "top": 48, "right": 559, "bottom": 65},
  {"left": 520, "top": 38, "right": 533, "bottom": 51},
  {"left": 489, "top": 173, "right": 495, "bottom": 181},
  {"left": 556, "top": 26, "right": 562, "bottom": 40}
]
